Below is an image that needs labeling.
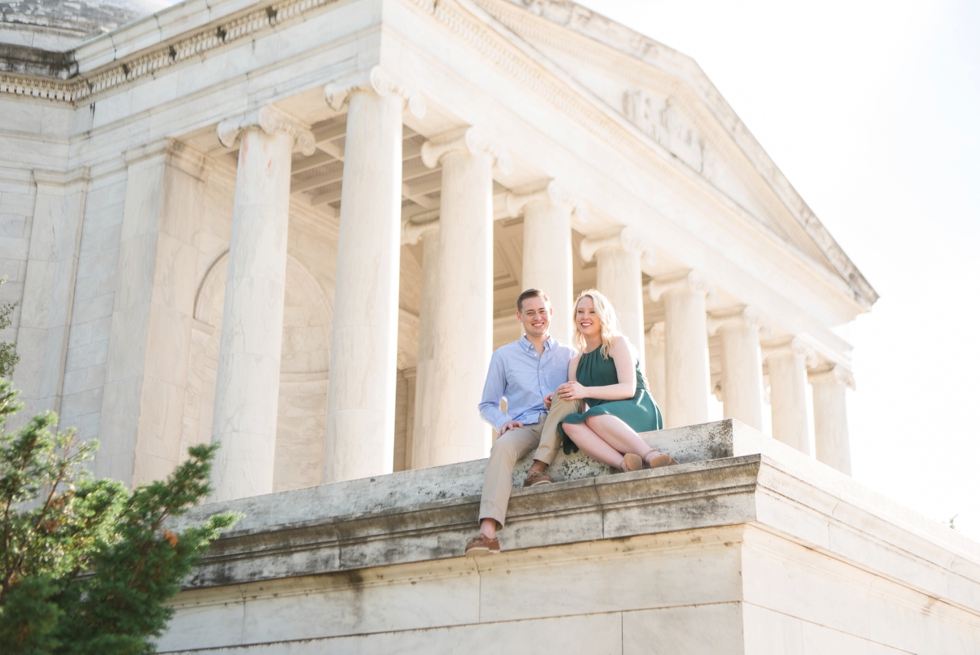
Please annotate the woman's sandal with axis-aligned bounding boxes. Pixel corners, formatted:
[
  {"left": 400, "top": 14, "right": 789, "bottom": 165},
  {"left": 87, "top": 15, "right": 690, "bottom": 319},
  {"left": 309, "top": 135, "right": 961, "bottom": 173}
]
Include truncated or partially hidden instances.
[
  {"left": 623, "top": 453, "right": 644, "bottom": 471},
  {"left": 647, "top": 452, "right": 679, "bottom": 468}
]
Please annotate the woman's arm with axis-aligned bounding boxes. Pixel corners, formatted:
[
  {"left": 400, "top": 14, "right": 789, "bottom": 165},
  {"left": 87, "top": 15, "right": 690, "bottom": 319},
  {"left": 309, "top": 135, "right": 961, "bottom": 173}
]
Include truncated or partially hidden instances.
[
  {"left": 546, "top": 355, "right": 580, "bottom": 410},
  {"left": 556, "top": 337, "right": 636, "bottom": 402}
]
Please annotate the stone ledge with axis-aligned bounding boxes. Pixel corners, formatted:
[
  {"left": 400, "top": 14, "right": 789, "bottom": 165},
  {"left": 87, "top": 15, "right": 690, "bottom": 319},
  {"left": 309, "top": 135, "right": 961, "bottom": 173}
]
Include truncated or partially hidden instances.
[{"left": 179, "top": 420, "right": 980, "bottom": 616}]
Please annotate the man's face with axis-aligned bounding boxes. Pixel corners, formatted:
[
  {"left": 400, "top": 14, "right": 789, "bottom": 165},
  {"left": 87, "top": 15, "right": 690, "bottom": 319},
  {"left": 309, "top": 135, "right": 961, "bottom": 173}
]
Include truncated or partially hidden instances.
[{"left": 517, "top": 296, "right": 552, "bottom": 339}]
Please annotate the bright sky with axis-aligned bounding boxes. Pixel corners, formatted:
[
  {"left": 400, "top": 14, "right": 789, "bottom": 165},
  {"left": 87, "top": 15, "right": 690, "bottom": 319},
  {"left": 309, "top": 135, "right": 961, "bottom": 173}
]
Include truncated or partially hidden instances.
[{"left": 574, "top": 0, "right": 980, "bottom": 539}]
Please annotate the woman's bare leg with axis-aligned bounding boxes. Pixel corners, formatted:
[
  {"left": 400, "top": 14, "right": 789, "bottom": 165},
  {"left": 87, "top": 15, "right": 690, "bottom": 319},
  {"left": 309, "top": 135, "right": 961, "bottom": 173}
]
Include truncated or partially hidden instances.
[
  {"left": 584, "top": 415, "right": 658, "bottom": 461},
  {"left": 563, "top": 422, "right": 628, "bottom": 469}
]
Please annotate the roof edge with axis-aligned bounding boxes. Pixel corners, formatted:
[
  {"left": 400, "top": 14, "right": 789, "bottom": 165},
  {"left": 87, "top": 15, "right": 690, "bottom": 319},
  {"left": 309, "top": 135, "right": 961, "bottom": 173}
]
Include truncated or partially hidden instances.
[{"left": 481, "top": 0, "right": 878, "bottom": 309}]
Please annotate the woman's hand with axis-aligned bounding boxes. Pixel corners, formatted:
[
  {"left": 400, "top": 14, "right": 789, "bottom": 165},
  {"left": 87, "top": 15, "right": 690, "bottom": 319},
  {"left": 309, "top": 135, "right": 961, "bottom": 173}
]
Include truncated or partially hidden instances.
[{"left": 556, "top": 381, "right": 588, "bottom": 401}]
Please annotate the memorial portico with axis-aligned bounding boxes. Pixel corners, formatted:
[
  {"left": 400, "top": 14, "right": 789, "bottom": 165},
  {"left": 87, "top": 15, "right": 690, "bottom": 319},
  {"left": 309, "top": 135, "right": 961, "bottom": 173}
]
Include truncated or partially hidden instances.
[{"left": 8, "top": 1, "right": 966, "bottom": 652}]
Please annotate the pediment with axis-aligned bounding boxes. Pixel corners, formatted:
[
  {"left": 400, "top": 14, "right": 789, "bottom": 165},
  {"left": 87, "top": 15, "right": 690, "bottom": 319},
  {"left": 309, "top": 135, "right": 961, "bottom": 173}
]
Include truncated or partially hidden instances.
[{"left": 470, "top": 0, "right": 878, "bottom": 309}]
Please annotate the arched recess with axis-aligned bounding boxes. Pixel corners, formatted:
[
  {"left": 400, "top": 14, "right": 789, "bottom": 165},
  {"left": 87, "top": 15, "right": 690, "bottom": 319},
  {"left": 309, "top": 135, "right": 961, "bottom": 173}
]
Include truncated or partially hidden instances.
[{"left": 182, "top": 251, "right": 332, "bottom": 491}]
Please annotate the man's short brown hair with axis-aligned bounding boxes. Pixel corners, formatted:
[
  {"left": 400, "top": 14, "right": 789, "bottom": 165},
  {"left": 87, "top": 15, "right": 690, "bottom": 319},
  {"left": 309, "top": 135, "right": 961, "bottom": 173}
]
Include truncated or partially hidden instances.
[{"left": 516, "top": 288, "right": 550, "bottom": 312}]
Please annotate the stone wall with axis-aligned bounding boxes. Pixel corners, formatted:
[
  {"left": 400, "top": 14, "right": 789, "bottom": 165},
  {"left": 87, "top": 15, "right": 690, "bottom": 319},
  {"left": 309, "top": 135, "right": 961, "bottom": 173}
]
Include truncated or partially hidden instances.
[{"left": 159, "top": 420, "right": 980, "bottom": 654}]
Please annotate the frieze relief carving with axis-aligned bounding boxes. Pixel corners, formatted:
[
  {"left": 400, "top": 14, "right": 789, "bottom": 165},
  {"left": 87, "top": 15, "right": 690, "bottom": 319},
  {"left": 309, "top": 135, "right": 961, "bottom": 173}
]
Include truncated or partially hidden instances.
[{"left": 623, "top": 89, "right": 713, "bottom": 179}]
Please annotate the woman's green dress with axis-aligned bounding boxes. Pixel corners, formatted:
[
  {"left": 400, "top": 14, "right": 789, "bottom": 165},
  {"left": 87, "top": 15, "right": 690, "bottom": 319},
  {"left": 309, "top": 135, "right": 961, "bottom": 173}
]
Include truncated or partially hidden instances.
[{"left": 558, "top": 346, "right": 664, "bottom": 454}]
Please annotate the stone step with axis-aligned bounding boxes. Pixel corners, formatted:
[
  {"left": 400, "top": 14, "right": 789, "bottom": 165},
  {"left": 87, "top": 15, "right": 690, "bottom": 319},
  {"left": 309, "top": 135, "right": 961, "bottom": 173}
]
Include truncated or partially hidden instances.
[{"left": 176, "top": 418, "right": 980, "bottom": 590}]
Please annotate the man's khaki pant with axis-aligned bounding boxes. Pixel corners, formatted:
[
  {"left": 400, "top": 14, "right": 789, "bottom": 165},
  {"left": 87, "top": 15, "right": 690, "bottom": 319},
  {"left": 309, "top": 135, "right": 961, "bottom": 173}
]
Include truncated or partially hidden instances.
[{"left": 479, "top": 396, "right": 582, "bottom": 528}]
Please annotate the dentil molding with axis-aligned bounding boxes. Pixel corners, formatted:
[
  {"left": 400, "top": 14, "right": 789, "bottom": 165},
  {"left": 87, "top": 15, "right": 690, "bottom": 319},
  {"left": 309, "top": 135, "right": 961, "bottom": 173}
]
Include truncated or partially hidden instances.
[{"left": 0, "top": 0, "right": 345, "bottom": 103}]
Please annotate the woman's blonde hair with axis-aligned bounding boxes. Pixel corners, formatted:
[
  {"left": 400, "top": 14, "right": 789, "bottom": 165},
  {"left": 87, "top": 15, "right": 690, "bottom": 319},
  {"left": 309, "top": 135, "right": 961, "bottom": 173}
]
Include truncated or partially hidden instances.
[{"left": 573, "top": 289, "right": 620, "bottom": 358}]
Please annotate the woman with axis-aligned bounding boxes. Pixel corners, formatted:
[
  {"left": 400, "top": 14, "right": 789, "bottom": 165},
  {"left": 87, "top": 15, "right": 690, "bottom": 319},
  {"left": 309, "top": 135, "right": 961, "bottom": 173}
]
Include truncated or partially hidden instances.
[{"left": 554, "top": 289, "right": 678, "bottom": 472}]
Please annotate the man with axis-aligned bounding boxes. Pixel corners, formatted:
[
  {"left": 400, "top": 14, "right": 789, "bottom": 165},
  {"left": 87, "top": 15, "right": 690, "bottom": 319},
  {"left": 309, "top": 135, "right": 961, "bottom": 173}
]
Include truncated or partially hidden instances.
[{"left": 465, "top": 288, "right": 580, "bottom": 556}]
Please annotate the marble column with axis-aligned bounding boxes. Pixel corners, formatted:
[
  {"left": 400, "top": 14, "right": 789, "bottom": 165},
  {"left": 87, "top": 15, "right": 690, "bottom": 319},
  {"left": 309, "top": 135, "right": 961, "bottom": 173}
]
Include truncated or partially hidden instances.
[
  {"left": 211, "top": 106, "right": 315, "bottom": 502},
  {"left": 644, "top": 323, "right": 666, "bottom": 408},
  {"left": 709, "top": 307, "right": 767, "bottom": 431},
  {"left": 580, "top": 227, "right": 652, "bottom": 368},
  {"left": 763, "top": 337, "right": 814, "bottom": 454},
  {"left": 418, "top": 127, "right": 512, "bottom": 467},
  {"left": 506, "top": 181, "right": 586, "bottom": 344},
  {"left": 403, "top": 217, "right": 439, "bottom": 471},
  {"left": 810, "top": 364, "right": 855, "bottom": 475},
  {"left": 321, "top": 68, "right": 427, "bottom": 482},
  {"left": 649, "top": 271, "right": 713, "bottom": 428}
]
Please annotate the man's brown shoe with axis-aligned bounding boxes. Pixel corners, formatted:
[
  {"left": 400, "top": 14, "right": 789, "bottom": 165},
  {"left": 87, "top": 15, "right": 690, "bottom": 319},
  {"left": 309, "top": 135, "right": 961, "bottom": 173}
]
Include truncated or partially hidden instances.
[
  {"left": 523, "top": 469, "right": 554, "bottom": 487},
  {"left": 465, "top": 533, "right": 500, "bottom": 556}
]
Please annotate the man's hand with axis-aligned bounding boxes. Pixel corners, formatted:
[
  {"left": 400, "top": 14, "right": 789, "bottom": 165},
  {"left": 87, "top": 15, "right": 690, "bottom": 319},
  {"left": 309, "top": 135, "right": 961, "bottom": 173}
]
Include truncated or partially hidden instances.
[
  {"left": 556, "top": 381, "right": 587, "bottom": 401},
  {"left": 500, "top": 420, "right": 524, "bottom": 435},
  {"left": 543, "top": 393, "right": 554, "bottom": 410}
]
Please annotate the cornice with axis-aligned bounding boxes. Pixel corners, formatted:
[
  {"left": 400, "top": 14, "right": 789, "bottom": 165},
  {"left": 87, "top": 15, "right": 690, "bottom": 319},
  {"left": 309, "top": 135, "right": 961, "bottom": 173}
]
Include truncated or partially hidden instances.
[
  {"left": 468, "top": 0, "right": 878, "bottom": 311},
  {"left": 0, "top": 0, "right": 343, "bottom": 104}
]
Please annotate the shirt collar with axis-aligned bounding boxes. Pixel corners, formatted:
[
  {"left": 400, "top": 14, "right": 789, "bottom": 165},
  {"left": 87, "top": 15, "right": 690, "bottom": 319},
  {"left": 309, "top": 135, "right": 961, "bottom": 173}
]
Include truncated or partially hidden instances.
[{"left": 519, "top": 335, "right": 555, "bottom": 352}]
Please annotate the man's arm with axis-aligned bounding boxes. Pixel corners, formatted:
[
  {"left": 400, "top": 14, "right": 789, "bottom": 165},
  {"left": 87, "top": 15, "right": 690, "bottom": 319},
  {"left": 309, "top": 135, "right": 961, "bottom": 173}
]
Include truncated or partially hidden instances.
[{"left": 478, "top": 351, "right": 510, "bottom": 432}]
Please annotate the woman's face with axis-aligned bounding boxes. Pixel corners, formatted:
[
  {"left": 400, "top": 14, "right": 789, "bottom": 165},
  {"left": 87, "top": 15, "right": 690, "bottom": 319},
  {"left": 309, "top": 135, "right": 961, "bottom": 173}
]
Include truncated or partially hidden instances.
[{"left": 575, "top": 296, "right": 601, "bottom": 338}]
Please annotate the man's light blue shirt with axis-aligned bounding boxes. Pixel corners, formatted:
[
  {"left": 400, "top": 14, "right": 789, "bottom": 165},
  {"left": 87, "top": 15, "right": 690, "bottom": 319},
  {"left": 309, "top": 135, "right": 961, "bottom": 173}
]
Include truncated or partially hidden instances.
[{"left": 478, "top": 335, "right": 577, "bottom": 432}]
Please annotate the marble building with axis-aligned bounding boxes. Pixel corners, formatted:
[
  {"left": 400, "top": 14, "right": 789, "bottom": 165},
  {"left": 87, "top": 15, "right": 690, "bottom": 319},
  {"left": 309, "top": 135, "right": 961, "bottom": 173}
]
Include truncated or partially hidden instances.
[{"left": 3, "top": 1, "right": 979, "bottom": 653}]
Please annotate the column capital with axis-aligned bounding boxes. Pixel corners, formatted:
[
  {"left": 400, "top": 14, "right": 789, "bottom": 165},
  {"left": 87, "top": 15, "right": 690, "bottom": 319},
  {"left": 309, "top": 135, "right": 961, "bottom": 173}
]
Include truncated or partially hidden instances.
[
  {"left": 324, "top": 66, "right": 426, "bottom": 119},
  {"left": 217, "top": 104, "right": 316, "bottom": 156},
  {"left": 420, "top": 127, "right": 513, "bottom": 175},
  {"left": 707, "top": 306, "right": 770, "bottom": 337},
  {"left": 648, "top": 270, "right": 715, "bottom": 302},
  {"left": 809, "top": 364, "right": 856, "bottom": 391},
  {"left": 580, "top": 226, "right": 655, "bottom": 267},
  {"left": 402, "top": 215, "right": 439, "bottom": 246},
  {"left": 762, "top": 336, "right": 818, "bottom": 366},
  {"left": 646, "top": 322, "right": 665, "bottom": 347},
  {"left": 505, "top": 180, "right": 588, "bottom": 222}
]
